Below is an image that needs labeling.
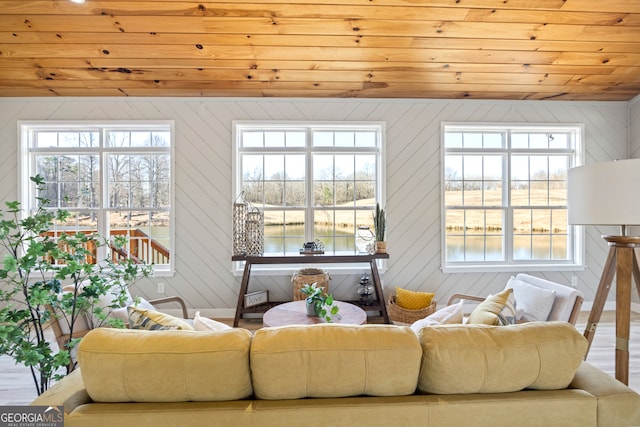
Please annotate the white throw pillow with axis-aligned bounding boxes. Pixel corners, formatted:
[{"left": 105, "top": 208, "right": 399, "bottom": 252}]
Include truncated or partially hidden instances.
[
  {"left": 410, "top": 301, "right": 463, "bottom": 334},
  {"left": 193, "top": 311, "right": 232, "bottom": 331},
  {"left": 506, "top": 278, "right": 556, "bottom": 322}
]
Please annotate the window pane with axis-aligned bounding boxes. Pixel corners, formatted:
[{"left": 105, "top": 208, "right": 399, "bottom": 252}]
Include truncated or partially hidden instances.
[
  {"left": 355, "top": 131, "right": 376, "bottom": 147},
  {"left": 485, "top": 236, "right": 504, "bottom": 261},
  {"left": 445, "top": 209, "right": 464, "bottom": 234},
  {"left": 243, "top": 155, "right": 264, "bottom": 180},
  {"left": 463, "top": 156, "right": 482, "bottom": 180},
  {"left": 511, "top": 133, "right": 528, "bottom": 149},
  {"left": 243, "top": 131, "right": 263, "bottom": 147},
  {"left": 335, "top": 155, "right": 354, "bottom": 179},
  {"left": 313, "top": 155, "right": 333, "bottom": 180},
  {"left": 463, "top": 181, "right": 482, "bottom": 206},
  {"left": 552, "top": 235, "right": 570, "bottom": 260},
  {"left": 285, "top": 154, "right": 305, "bottom": 180},
  {"left": 530, "top": 133, "right": 549, "bottom": 149},
  {"left": 264, "top": 155, "right": 284, "bottom": 180},
  {"left": 532, "top": 209, "right": 550, "bottom": 234},
  {"left": 107, "top": 131, "right": 130, "bottom": 148},
  {"left": 313, "top": 131, "right": 333, "bottom": 147},
  {"left": 513, "top": 209, "right": 532, "bottom": 234},
  {"left": 131, "top": 131, "right": 151, "bottom": 147},
  {"left": 286, "top": 131, "right": 306, "bottom": 147},
  {"left": 265, "top": 131, "right": 285, "bottom": 148},
  {"left": 335, "top": 132, "right": 354, "bottom": 147},
  {"left": 513, "top": 235, "right": 532, "bottom": 260},
  {"left": 285, "top": 181, "right": 305, "bottom": 206},
  {"left": 446, "top": 235, "right": 464, "bottom": 261},
  {"left": 511, "top": 156, "right": 529, "bottom": 180},
  {"left": 530, "top": 156, "right": 548, "bottom": 180},
  {"left": 445, "top": 132, "right": 463, "bottom": 148},
  {"left": 483, "top": 133, "right": 503, "bottom": 148},
  {"left": 532, "top": 235, "right": 551, "bottom": 260},
  {"left": 463, "top": 133, "right": 482, "bottom": 148}
]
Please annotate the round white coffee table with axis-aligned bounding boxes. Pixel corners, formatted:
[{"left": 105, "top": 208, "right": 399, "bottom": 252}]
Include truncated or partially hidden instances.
[{"left": 263, "top": 300, "right": 367, "bottom": 327}]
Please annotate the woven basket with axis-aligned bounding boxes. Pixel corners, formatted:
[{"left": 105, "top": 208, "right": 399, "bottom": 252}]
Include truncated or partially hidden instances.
[
  {"left": 387, "top": 295, "right": 437, "bottom": 324},
  {"left": 292, "top": 268, "right": 331, "bottom": 301}
]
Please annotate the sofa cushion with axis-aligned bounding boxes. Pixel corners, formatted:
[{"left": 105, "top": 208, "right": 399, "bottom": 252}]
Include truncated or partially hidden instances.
[
  {"left": 417, "top": 322, "right": 587, "bottom": 394},
  {"left": 77, "top": 327, "right": 253, "bottom": 402},
  {"left": 250, "top": 324, "right": 422, "bottom": 399}
]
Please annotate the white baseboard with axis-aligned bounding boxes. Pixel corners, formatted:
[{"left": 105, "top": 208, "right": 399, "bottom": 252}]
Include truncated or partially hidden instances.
[{"left": 581, "top": 301, "right": 640, "bottom": 314}]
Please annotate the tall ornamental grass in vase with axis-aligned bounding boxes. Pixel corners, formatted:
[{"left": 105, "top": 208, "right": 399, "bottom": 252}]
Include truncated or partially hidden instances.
[
  {"left": 0, "top": 175, "right": 151, "bottom": 396},
  {"left": 373, "top": 203, "right": 386, "bottom": 254}
]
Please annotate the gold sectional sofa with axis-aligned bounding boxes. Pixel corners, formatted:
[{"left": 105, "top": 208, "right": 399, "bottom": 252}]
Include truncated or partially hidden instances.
[{"left": 32, "top": 322, "right": 640, "bottom": 427}]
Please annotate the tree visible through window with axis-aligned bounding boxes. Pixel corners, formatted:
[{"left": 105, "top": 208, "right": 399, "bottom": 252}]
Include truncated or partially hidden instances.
[
  {"left": 442, "top": 124, "right": 582, "bottom": 269},
  {"left": 20, "top": 122, "right": 174, "bottom": 273},
  {"left": 235, "top": 122, "right": 384, "bottom": 255}
]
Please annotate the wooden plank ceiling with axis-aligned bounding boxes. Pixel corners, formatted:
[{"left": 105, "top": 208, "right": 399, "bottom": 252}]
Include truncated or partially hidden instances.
[{"left": 1, "top": 0, "right": 639, "bottom": 100}]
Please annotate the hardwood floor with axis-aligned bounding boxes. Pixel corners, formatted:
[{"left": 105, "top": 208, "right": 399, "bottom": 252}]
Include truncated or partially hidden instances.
[{"left": 1, "top": 311, "right": 638, "bottom": 405}]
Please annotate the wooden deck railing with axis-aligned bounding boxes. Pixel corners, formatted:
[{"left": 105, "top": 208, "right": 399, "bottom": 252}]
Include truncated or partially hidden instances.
[{"left": 41, "top": 229, "right": 170, "bottom": 265}]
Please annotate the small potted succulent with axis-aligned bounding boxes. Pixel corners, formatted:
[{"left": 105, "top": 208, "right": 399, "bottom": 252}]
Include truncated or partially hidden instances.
[{"left": 299, "top": 283, "right": 340, "bottom": 322}]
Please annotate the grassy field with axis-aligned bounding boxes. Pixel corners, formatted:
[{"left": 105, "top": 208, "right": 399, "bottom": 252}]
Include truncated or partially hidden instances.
[{"left": 445, "top": 188, "right": 567, "bottom": 234}]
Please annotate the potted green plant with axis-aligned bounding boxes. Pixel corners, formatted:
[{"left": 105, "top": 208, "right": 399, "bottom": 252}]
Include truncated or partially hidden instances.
[
  {"left": 0, "top": 175, "right": 151, "bottom": 396},
  {"left": 299, "top": 282, "right": 340, "bottom": 322},
  {"left": 373, "top": 203, "right": 386, "bottom": 254}
]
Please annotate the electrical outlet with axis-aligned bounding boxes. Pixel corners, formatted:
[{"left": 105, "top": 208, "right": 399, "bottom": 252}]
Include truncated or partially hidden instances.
[
  {"left": 157, "top": 282, "right": 165, "bottom": 293},
  {"left": 570, "top": 276, "right": 578, "bottom": 288}
]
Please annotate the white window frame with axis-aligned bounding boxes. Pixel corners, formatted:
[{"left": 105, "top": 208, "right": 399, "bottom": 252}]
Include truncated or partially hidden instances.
[
  {"left": 232, "top": 121, "right": 386, "bottom": 274},
  {"left": 441, "top": 122, "right": 585, "bottom": 273},
  {"left": 18, "top": 120, "right": 175, "bottom": 276}
]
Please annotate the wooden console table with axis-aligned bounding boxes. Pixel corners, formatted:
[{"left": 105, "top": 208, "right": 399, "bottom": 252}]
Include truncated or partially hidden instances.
[{"left": 232, "top": 253, "right": 390, "bottom": 326}]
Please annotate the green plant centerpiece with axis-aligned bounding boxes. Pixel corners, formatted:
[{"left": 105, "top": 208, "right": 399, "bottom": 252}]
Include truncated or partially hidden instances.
[
  {"left": 373, "top": 202, "right": 386, "bottom": 254},
  {"left": 299, "top": 282, "right": 340, "bottom": 322},
  {"left": 0, "top": 175, "right": 151, "bottom": 396}
]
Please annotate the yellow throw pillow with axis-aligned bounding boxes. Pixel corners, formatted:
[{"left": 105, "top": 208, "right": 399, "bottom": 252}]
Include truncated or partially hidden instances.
[
  {"left": 395, "top": 287, "right": 435, "bottom": 310},
  {"left": 127, "top": 306, "right": 193, "bottom": 331},
  {"left": 467, "top": 288, "right": 513, "bottom": 325}
]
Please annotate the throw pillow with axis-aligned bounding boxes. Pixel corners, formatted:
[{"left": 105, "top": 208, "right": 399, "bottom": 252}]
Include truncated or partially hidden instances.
[
  {"left": 410, "top": 301, "right": 463, "bottom": 334},
  {"left": 127, "top": 306, "right": 193, "bottom": 331},
  {"left": 395, "top": 287, "right": 435, "bottom": 310},
  {"left": 467, "top": 288, "right": 513, "bottom": 325},
  {"left": 193, "top": 311, "right": 232, "bottom": 331},
  {"left": 506, "top": 278, "right": 556, "bottom": 322}
]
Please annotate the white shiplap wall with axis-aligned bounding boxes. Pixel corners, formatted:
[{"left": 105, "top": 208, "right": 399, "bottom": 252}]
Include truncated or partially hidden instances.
[{"left": 0, "top": 97, "right": 632, "bottom": 317}]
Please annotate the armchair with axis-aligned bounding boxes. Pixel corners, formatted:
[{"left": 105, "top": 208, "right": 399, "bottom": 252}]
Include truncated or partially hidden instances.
[{"left": 447, "top": 273, "right": 584, "bottom": 325}]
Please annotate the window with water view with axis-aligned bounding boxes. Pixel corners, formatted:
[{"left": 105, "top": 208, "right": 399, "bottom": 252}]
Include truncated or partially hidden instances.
[
  {"left": 20, "top": 122, "right": 174, "bottom": 273},
  {"left": 235, "top": 122, "right": 384, "bottom": 255},
  {"left": 442, "top": 124, "right": 582, "bottom": 270}
]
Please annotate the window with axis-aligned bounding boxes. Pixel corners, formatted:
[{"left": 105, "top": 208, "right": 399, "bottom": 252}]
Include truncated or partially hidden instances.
[
  {"left": 442, "top": 123, "right": 583, "bottom": 271},
  {"left": 20, "top": 121, "right": 174, "bottom": 274},
  {"left": 234, "top": 122, "right": 384, "bottom": 256}
]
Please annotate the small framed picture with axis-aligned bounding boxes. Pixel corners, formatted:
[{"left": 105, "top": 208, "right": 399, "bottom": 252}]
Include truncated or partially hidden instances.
[{"left": 244, "top": 290, "right": 269, "bottom": 308}]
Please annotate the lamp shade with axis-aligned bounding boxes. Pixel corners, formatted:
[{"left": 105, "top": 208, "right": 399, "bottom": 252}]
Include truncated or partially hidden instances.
[{"left": 567, "top": 158, "right": 640, "bottom": 226}]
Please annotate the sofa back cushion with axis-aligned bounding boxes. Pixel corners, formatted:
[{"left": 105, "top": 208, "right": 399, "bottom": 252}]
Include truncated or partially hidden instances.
[
  {"left": 250, "top": 324, "right": 422, "bottom": 399},
  {"left": 77, "top": 327, "right": 253, "bottom": 402},
  {"left": 417, "top": 321, "right": 587, "bottom": 394}
]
